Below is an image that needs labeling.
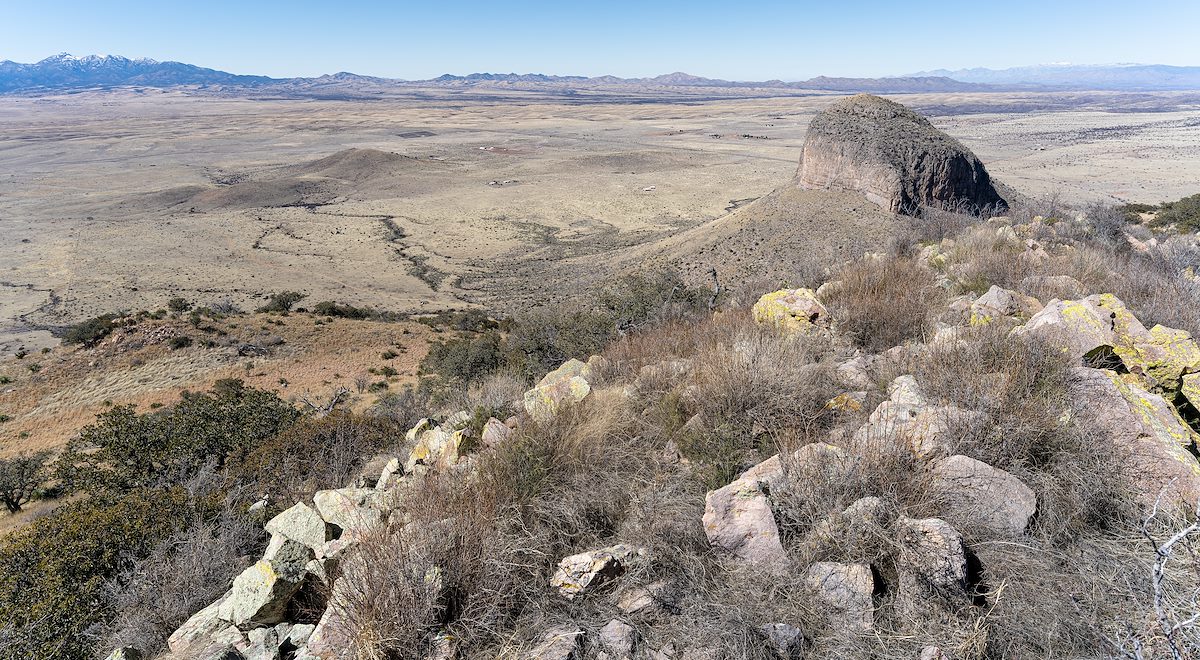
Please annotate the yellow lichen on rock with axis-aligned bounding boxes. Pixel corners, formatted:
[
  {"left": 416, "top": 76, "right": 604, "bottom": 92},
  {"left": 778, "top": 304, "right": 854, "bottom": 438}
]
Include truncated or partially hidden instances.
[{"left": 752, "top": 288, "right": 829, "bottom": 336}]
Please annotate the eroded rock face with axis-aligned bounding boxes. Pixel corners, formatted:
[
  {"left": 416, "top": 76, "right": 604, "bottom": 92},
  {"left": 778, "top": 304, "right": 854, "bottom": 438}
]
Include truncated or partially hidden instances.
[{"left": 797, "top": 94, "right": 1006, "bottom": 214}]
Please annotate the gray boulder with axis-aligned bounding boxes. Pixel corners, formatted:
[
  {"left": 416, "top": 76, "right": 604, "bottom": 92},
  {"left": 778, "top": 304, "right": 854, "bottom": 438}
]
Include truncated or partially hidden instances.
[
  {"left": 931, "top": 455, "right": 1036, "bottom": 536},
  {"left": 804, "top": 562, "right": 875, "bottom": 631},
  {"left": 265, "top": 502, "right": 334, "bottom": 554}
]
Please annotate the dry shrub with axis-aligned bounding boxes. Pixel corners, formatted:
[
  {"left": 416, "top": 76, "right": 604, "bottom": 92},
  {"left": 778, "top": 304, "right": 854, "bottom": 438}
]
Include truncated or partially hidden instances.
[
  {"left": 100, "top": 510, "right": 265, "bottom": 656},
  {"left": 440, "top": 370, "right": 525, "bottom": 418},
  {"left": 821, "top": 255, "right": 945, "bottom": 352},
  {"left": 229, "top": 411, "right": 398, "bottom": 508}
]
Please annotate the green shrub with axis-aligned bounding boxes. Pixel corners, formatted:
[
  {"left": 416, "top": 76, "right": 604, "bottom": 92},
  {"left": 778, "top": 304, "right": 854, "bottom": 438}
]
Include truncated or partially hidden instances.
[
  {"left": 1153, "top": 193, "right": 1200, "bottom": 232},
  {"left": 256, "top": 291, "right": 306, "bottom": 313},
  {"left": 0, "top": 489, "right": 195, "bottom": 660},
  {"left": 167, "top": 297, "right": 192, "bottom": 313},
  {"left": 168, "top": 335, "right": 193, "bottom": 350},
  {"left": 61, "top": 313, "right": 123, "bottom": 347},
  {"left": 420, "top": 332, "right": 504, "bottom": 386},
  {"left": 56, "top": 380, "right": 299, "bottom": 496},
  {"left": 0, "top": 452, "right": 48, "bottom": 513}
]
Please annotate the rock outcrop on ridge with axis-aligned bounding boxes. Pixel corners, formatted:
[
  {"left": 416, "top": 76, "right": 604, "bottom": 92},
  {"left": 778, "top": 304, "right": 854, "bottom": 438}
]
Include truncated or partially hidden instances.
[{"left": 797, "top": 94, "right": 1007, "bottom": 214}]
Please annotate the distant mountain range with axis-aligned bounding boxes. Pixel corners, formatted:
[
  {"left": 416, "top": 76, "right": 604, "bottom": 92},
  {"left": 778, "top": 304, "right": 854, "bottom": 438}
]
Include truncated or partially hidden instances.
[
  {"left": 2, "top": 54, "right": 1198, "bottom": 97},
  {"left": 908, "top": 63, "right": 1200, "bottom": 90}
]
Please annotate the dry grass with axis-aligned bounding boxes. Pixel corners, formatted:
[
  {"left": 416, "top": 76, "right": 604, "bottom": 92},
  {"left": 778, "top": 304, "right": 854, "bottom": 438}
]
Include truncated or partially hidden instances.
[{"left": 820, "top": 255, "right": 946, "bottom": 353}]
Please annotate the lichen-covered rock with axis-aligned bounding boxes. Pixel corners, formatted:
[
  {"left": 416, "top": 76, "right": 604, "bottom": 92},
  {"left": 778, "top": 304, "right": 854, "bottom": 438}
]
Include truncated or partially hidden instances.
[
  {"left": 702, "top": 454, "right": 788, "bottom": 568},
  {"left": 752, "top": 289, "right": 829, "bottom": 336},
  {"left": 1068, "top": 367, "right": 1200, "bottom": 507},
  {"left": 265, "top": 503, "right": 334, "bottom": 554},
  {"left": 969, "top": 285, "right": 1042, "bottom": 324},
  {"left": 804, "top": 562, "right": 875, "bottom": 631},
  {"left": 1013, "top": 294, "right": 1145, "bottom": 361},
  {"left": 218, "top": 539, "right": 312, "bottom": 629},
  {"left": 104, "top": 648, "right": 144, "bottom": 660},
  {"left": 1184, "top": 373, "right": 1200, "bottom": 411},
  {"left": 931, "top": 455, "right": 1036, "bottom": 536},
  {"left": 797, "top": 94, "right": 1006, "bottom": 214},
  {"left": 405, "top": 424, "right": 472, "bottom": 472},
  {"left": 550, "top": 544, "right": 645, "bottom": 599},
  {"left": 524, "top": 358, "right": 596, "bottom": 422}
]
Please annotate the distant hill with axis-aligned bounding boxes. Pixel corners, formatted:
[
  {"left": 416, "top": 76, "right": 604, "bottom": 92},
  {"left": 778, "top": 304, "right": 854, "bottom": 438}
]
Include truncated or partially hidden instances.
[
  {"left": 909, "top": 63, "right": 1200, "bottom": 90},
  {"left": 4, "top": 53, "right": 1199, "bottom": 97},
  {"left": 0, "top": 53, "right": 274, "bottom": 92}
]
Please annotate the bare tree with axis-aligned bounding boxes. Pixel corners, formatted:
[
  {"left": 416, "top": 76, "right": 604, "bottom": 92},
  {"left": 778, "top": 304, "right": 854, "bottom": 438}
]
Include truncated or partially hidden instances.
[{"left": 0, "top": 451, "right": 49, "bottom": 513}]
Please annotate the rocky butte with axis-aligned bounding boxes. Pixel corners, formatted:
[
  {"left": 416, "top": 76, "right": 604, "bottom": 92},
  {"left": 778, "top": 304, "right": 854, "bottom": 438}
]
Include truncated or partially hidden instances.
[{"left": 797, "top": 93, "right": 1007, "bottom": 214}]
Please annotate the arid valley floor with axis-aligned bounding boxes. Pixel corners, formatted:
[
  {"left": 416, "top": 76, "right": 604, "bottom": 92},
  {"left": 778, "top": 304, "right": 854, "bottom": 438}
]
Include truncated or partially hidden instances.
[{"left": 2, "top": 86, "right": 1200, "bottom": 465}]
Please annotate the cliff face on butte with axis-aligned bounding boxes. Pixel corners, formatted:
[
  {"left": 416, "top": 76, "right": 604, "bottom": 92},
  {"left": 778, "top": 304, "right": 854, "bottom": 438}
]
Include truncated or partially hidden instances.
[{"left": 797, "top": 94, "right": 1006, "bottom": 214}]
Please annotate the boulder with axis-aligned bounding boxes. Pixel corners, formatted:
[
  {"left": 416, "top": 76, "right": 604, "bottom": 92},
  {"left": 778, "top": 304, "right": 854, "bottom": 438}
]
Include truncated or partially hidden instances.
[
  {"left": 312, "top": 487, "right": 383, "bottom": 538},
  {"left": 481, "top": 417, "right": 513, "bottom": 447},
  {"left": 104, "top": 648, "right": 144, "bottom": 660},
  {"left": 525, "top": 629, "right": 584, "bottom": 660},
  {"left": 796, "top": 94, "right": 1006, "bottom": 214},
  {"left": 852, "top": 376, "right": 982, "bottom": 459},
  {"left": 930, "top": 455, "right": 1037, "bottom": 536},
  {"left": 702, "top": 455, "right": 788, "bottom": 568},
  {"left": 167, "top": 595, "right": 247, "bottom": 657},
  {"left": 245, "top": 627, "right": 281, "bottom": 660},
  {"left": 760, "top": 623, "right": 805, "bottom": 658},
  {"left": 1067, "top": 367, "right": 1200, "bottom": 507},
  {"left": 217, "top": 540, "right": 313, "bottom": 628},
  {"left": 804, "top": 562, "right": 875, "bottom": 631},
  {"left": 551, "top": 544, "right": 645, "bottom": 599},
  {"left": 617, "top": 581, "right": 670, "bottom": 616},
  {"left": 969, "top": 285, "right": 1042, "bottom": 324},
  {"left": 405, "top": 424, "right": 475, "bottom": 472},
  {"left": 897, "top": 517, "right": 969, "bottom": 596},
  {"left": 596, "top": 619, "right": 637, "bottom": 658},
  {"left": 265, "top": 503, "right": 334, "bottom": 554},
  {"left": 1184, "top": 373, "right": 1200, "bottom": 411},
  {"left": 752, "top": 289, "right": 829, "bottom": 336},
  {"left": 524, "top": 358, "right": 595, "bottom": 422},
  {"left": 374, "top": 457, "right": 403, "bottom": 490}
]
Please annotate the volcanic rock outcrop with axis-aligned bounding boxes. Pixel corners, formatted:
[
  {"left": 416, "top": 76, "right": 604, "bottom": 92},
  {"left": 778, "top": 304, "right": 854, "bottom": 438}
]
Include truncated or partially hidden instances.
[{"left": 797, "top": 94, "right": 1006, "bottom": 214}]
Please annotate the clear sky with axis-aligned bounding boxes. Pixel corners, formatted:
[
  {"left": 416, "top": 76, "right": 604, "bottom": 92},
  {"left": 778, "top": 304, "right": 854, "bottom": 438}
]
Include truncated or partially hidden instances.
[{"left": 2, "top": 0, "right": 1198, "bottom": 80}]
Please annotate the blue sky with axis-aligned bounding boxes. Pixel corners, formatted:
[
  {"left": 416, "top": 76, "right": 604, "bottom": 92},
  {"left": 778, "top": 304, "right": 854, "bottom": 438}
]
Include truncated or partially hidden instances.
[{"left": 2, "top": 0, "right": 1198, "bottom": 80}]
